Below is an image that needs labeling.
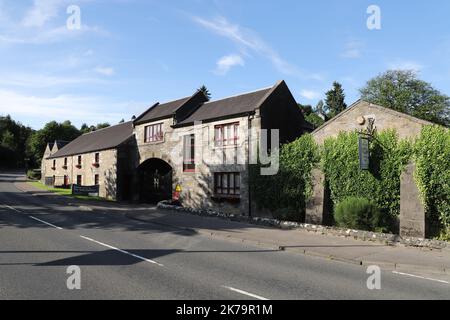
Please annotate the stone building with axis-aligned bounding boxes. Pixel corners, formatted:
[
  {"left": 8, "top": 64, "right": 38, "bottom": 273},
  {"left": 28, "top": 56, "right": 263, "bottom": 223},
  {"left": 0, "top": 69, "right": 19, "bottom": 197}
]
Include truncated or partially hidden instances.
[
  {"left": 312, "top": 100, "right": 435, "bottom": 144},
  {"left": 42, "top": 80, "right": 310, "bottom": 214}
]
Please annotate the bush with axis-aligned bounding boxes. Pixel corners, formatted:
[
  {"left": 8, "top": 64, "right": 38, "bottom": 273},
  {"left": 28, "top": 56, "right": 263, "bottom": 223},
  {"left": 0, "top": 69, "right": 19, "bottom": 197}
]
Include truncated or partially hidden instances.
[
  {"left": 250, "top": 134, "right": 320, "bottom": 222},
  {"left": 27, "top": 169, "right": 41, "bottom": 180},
  {"left": 414, "top": 125, "right": 450, "bottom": 238},
  {"left": 334, "top": 197, "right": 382, "bottom": 231}
]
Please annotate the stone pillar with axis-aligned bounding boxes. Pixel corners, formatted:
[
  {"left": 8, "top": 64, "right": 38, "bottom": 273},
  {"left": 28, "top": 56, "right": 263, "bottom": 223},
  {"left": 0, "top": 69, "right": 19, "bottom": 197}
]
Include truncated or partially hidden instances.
[
  {"left": 400, "top": 162, "right": 426, "bottom": 238},
  {"left": 305, "top": 169, "right": 329, "bottom": 225}
]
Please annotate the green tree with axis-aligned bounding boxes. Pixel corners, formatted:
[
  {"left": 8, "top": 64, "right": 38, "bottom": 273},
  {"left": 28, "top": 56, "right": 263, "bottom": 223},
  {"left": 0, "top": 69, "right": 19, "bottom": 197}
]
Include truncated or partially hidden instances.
[
  {"left": 197, "top": 85, "right": 211, "bottom": 101},
  {"left": 360, "top": 70, "right": 450, "bottom": 126},
  {"left": 0, "top": 115, "right": 33, "bottom": 168},
  {"left": 29, "top": 120, "right": 81, "bottom": 164},
  {"left": 325, "top": 82, "right": 347, "bottom": 118}
]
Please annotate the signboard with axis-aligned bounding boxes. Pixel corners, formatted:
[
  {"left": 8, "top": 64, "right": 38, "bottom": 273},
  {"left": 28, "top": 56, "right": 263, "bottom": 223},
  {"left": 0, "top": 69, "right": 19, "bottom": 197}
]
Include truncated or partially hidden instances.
[
  {"left": 173, "top": 184, "right": 182, "bottom": 201},
  {"left": 358, "top": 136, "right": 370, "bottom": 170},
  {"left": 72, "top": 184, "right": 99, "bottom": 196}
]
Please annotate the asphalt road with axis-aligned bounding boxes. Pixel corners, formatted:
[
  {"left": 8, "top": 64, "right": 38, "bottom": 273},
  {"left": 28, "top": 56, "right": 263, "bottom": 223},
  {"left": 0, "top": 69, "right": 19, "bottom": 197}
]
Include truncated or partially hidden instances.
[{"left": 0, "top": 173, "right": 448, "bottom": 300}]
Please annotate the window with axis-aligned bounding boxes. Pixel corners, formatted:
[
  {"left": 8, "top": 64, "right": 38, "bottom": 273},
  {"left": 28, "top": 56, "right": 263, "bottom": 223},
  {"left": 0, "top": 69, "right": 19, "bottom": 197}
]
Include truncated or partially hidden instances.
[
  {"left": 64, "top": 158, "right": 67, "bottom": 166},
  {"left": 64, "top": 175, "right": 69, "bottom": 186},
  {"left": 183, "top": 134, "right": 195, "bottom": 172},
  {"left": 214, "top": 172, "right": 240, "bottom": 197},
  {"left": 94, "top": 153, "right": 99, "bottom": 164},
  {"left": 77, "top": 155, "right": 82, "bottom": 166},
  {"left": 215, "top": 123, "right": 239, "bottom": 147},
  {"left": 144, "top": 123, "right": 163, "bottom": 143},
  {"left": 76, "top": 175, "right": 82, "bottom": 185},
  {"left": 52, "top": 160, "right": 56, "bottom": 169},
  {"left": 94, "top": 174, "right": 99, "bottom": 186}
]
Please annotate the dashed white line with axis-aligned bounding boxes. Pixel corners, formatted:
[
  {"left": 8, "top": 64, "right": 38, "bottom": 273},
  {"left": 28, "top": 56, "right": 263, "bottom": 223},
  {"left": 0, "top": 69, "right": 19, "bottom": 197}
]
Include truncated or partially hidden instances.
[
  {"left": 392, "top": 271, "right": 450, "bottom": 285},
  {"left": 4, "top": 204, "right": 22, "bottom": 213},
  {"left": 29, "top": 216, "right": 63, "bottom": 230},
  {"left": 222, "top": 286, "right": 269, "bottom": 300},
  {"left": 79, "top": 235, "right": 164, "bottom": 267}
]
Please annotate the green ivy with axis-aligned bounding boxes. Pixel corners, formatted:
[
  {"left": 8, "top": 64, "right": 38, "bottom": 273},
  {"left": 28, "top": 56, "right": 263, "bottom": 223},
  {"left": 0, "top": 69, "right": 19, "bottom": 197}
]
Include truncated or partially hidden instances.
[
  {"left": 322, "top": 130, "right": 412, "bottom": 232},
  {"left": 250, "top": 134, "right": 320, "bottom": 221},
  {"left": 414, "top": 125, "right": 450, "bottom": 240}
]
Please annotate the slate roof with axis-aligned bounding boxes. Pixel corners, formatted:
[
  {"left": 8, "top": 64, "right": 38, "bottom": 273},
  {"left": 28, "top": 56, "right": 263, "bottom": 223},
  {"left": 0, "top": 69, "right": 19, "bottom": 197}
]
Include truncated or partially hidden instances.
[
  {"left": 134, "top": 96, "right": 191, "bottom": 125},
  {"left": 175, "top": 86, "right": 274, "bottom": 126},
  {"left": 48, "top": 121, "right": 134, "bottom": 159}
]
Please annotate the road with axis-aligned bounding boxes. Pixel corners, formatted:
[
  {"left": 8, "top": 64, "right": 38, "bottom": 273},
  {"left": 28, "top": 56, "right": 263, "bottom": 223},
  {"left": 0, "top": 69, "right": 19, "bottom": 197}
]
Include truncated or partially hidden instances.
[{"left": 0, "top": 173, "right": 448, "bottom": 300}]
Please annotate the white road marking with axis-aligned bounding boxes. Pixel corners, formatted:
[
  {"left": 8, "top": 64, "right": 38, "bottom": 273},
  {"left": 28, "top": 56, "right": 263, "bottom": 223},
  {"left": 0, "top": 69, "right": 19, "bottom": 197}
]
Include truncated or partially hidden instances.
[
  {"left": 79, "top": 235, "right": 164, "bottom": 267},
  {"left": 222, "top": 286, "right": 269, "bottom": 300},
  {"left": 4, "top": 204, "right": 23, "bottom": 213},
  {"left": 29, "top": 216, "right": 64, "bottom": 230},
  {"left": 392, "top": 271, "right": 449, "bottom": 285}
]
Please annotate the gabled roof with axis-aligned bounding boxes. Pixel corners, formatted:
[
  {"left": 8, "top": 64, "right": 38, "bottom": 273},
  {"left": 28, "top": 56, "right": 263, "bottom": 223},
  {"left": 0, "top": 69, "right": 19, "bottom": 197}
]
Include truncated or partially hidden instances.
[
  {"left": 134, "top": 97, "right": 191, "bottom": 125},
  {"left": 312, "top": 99, "right": 436, "bottom": 134},
  {"left": 175, "top": 81, "right": 283, "bottom": 126},
  {"left": 48, "top": 121, "right": 134, "bottom": 159}
]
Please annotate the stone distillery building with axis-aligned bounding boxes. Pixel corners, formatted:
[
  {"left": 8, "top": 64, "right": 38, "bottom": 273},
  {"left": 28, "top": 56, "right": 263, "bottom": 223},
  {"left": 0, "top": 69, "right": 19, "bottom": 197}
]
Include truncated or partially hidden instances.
[{"left": 42, "top": 80, "right": 310, "bottom": 215}]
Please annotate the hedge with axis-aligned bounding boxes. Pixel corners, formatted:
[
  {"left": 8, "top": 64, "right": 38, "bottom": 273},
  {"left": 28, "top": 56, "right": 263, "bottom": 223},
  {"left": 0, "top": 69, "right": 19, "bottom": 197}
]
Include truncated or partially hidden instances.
[
  {"left": 250, "top": 134, "right": 320, "bottom": 221},
  {"left": 322, "top": 130, "right": 412, "bottom": 232},
  {"left": 414, "top": 126, "right": 450, "bottom": 240}
]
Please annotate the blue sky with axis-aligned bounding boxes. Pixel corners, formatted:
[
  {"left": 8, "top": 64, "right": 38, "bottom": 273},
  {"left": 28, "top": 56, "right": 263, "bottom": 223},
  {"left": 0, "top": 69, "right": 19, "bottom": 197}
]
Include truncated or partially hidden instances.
[{"left": 1, "top": 0, "right": 449, "bottom": 129}]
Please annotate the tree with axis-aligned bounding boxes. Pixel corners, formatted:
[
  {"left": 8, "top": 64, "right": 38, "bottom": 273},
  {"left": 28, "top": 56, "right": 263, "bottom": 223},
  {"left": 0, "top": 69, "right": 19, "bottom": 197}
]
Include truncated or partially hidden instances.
[
  {"left": 95, "top": 123, "right": 110, "bottom": 130},
  {"left": 28, "top": 120, "right": 81, "bottom": 164},
  {"left": 197, "top": 85, "right": 211, "bottom": 101},
  {"left": 360, "top": 70, "right": 450, "bottom": 126},
  {"left": 298, "top": 103, "right": 325, "bottom": 128},
  {"left": 325, "top": 82, "right": 347, "bottom": 118},
  {"left": 0, "top": 115, "right": 33, "bottom": 168}
]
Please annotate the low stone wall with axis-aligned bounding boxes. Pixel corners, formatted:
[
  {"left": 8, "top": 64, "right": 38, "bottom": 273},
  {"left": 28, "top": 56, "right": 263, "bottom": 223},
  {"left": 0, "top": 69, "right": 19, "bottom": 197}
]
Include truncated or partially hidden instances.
[{"left": 158, "top": 201, "right": 448, "bottom": 250}]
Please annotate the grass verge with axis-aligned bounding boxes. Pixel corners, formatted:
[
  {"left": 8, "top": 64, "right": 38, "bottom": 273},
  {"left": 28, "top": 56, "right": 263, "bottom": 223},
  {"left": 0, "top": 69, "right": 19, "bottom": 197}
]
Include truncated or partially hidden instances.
[{"left": 28, "top": 181, "right": 111, "bottom": 202}]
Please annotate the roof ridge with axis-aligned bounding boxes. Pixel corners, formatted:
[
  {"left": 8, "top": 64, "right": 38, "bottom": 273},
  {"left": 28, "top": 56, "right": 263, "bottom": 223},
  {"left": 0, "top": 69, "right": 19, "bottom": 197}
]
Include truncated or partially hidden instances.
[
  {"left": 203, "top": 85, "right": 273, "bottom": 105},
  {"left": 81, "top": 121, "right": 132, "bottom": 136}
]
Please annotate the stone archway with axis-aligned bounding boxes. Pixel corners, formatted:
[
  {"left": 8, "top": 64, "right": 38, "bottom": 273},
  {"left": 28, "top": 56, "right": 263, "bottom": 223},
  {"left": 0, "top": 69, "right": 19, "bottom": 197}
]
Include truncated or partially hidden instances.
[{"left": 137, "top": 158, "right": 173, "bottom": 203}]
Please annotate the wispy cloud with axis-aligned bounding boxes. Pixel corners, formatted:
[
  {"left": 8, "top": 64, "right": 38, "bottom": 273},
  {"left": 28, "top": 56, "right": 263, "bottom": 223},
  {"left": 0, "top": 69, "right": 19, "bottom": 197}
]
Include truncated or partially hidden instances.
[
  {"left": 0, "top": 72, "right": 108, "bottom": 88},
  {"left": 94, "top": 66, "right": 115, "bottom": 76},
  {"left": 388, "top": 60, "right": 424, "bottom": 72},
  {"left": 300, "top": 89, "right": 321, "bottom": 100},
  {"left": 341, "top": 40, "right": 363, "bottom": 59},
  {"left": 214, "top": 54, "right": 244, "bottom": 75},
  {"left": 21, "top": 0, "right": 62, "bottom": 27},
  {"left": 192, "top": 15, "right": 322, "bottom": 80}
]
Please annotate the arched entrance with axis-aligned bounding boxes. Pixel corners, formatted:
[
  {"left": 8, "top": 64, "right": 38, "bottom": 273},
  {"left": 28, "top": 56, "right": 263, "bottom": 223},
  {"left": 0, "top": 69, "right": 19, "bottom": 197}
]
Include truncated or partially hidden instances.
[{"left": 137, "top": 158, "right": 173, "bottom": 203}]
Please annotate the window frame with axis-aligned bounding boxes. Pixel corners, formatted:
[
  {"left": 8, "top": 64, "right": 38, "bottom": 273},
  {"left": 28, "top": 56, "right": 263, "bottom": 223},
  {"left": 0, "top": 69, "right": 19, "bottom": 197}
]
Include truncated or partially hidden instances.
[
  {"left": 94, "top": 153, "right": 100, "bottom": 164},
  {"left": 144, "top": 123, "right": 164, "bottom": 143},
  {"left": 183, "top": 134, "right": 196, "bottom": 172},
  {"left": 214, "top": 122, "right": 239, "bottom": 147},
  {"left": 213, "top": 172, "right": 241, "bottom": 198},
  {"left": 94, "top": 174, "right": 99, "bottom": 186},
  {"left": 76, "top": 175, "right": 82, "bottom": 186}
]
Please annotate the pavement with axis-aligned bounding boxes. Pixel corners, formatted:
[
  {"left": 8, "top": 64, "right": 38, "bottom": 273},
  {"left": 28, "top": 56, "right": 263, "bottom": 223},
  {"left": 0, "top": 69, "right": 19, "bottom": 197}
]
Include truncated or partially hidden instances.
[{"left": 1, "top": 172, "right": 449, "bottom": 300}]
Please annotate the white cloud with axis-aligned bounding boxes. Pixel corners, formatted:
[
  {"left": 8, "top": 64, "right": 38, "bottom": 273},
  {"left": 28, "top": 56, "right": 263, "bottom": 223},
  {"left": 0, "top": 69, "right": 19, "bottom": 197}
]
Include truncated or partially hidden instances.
[
  {"left": 388, "top": 60, "right": 424, "bottom": 72},
  {"left": 21, "top": 0, "right": 62, "bottom": 27},
  {"left": 94, "top": 66, "right": 115, "bottom": 76},
  {"left": 300, "top": 89, "right": 320, "bottom": 100},
  {"left": 214, "top": 54, "right": 244, "bottom": 75},
  {"left": 341, "top": 40, "right": 363, "bottom": 59},
  {"left": 0, "top": 72, "right": 108, "bottom": 88},
  {"left": 192, "top": 15, "right": 321, "bottom": 80}
]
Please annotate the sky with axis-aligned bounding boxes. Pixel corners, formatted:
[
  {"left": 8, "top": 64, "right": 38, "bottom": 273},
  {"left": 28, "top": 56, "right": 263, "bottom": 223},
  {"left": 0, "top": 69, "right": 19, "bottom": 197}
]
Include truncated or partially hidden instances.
[{"left": 0, "top": 0, "right": 449, "bottom": 129}]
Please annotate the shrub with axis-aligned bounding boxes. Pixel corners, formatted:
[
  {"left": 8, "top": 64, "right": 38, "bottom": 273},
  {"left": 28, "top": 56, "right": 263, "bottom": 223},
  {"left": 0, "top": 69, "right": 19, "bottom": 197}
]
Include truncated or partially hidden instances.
[
  {"left": 414, "top": 125, "right": 450, "bottom": 238},
  {"left": 27, "top": 169, "right": 41, "bottom": 180},
  {"left": 334, "top": 197, "right": 382, "bottom": 231}
]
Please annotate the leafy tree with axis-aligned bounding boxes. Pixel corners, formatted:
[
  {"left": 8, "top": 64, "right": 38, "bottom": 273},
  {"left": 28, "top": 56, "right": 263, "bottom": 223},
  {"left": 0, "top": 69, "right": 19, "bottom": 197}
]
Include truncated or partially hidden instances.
[
  {"left": 325, "top": 82, "right": 347, "bottom": 118},
  {"left": 0, "top": 115, "right": 33, "bottom": 168},
  {"left": 197, "top": 85, "right": 211, "bottom": 101},
  {"left": 298, "top": 103, "right": 325, "bottom": 128},
  {"left": 315, "top": 100, "right": 327, "bottom": 120},
  {"left": 360, "top": 70, "right": 450, "bottom": 126},
  {"left": 28, "top": 120, "right": 81, "bottom": 164}
]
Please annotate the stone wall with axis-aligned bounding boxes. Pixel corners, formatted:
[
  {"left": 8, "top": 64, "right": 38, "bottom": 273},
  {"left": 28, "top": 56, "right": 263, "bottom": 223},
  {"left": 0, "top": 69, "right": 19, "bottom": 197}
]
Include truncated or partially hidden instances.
[
  {"left": 42, "top": 148, "right": 118, "bottom": 200},
  {"left": 313, "top": 100, "right": 433, "bottom": 145},
  {"left": 134, "top": 114, "right": 260, "bottom": 215}
]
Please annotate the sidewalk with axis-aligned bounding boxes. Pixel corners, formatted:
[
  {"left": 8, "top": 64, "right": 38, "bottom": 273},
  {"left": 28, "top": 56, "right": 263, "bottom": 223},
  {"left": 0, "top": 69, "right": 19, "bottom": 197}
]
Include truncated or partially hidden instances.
[
  {"left": 127, "top": 209, "right": 450, "bottom": 278},
  {"left": 18, "top": 180, "right": 450, "bottom": 279}
]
